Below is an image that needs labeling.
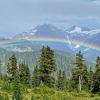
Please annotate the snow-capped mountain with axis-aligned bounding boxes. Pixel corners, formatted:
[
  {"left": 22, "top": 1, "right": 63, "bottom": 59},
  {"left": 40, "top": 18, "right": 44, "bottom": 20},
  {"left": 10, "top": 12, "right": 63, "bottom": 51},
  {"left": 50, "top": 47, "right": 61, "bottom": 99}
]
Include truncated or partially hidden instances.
[
  {"left": 65, "top": 25, "right": 100, "bottom": 46},
  {"left": 14, "top": 24, "right": 65, "bottom": 38},
  {"left": 66, "top": 25, "right": 100, "bottom": 36}
]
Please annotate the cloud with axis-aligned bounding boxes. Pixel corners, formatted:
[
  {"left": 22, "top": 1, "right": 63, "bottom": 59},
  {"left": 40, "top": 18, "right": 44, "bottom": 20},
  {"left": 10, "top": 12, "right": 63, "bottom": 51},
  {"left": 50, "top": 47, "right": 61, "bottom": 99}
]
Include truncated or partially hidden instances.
[{"left": 0, "top": 0, "right": 100, "bottom": 36}]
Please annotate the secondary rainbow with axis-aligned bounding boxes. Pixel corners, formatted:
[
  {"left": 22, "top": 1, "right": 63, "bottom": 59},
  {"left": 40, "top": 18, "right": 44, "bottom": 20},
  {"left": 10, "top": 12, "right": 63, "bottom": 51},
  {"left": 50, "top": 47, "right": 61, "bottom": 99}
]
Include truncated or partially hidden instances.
[{"left": 0, "top": 37, "right": 100, "bottom": 51}]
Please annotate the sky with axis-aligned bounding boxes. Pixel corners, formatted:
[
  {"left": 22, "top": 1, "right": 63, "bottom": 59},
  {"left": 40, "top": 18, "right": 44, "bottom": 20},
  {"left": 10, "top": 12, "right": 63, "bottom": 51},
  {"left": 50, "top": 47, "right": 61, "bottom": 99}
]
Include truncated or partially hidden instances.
[{"left": 0, "top": 0, "right": 100, "bottom": 38}]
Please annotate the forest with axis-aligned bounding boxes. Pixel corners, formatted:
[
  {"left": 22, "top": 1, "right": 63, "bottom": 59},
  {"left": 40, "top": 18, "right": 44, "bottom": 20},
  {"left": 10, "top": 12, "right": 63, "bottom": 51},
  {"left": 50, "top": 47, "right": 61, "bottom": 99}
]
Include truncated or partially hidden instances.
[{"left": 0, "top": 46, "right": 100, "bottom": 100}]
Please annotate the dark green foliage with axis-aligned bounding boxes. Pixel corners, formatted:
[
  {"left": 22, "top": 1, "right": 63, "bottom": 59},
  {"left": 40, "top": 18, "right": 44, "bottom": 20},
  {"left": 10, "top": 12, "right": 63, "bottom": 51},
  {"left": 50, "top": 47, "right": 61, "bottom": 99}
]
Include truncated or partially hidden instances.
[
  {"left": 39, "top": 46, "right": 56, "bottom": 87},
  {"left": 8, "top": 54, "right": 22, "bottom": 100},
  {"left": 57, "top": 70, "right": 68, "bottom": 90},
  {"left": 7, "top": 54, "right": 17, "bottom": 82},
  {"left": 1, "top": 74, "right": 12, "bottom": 91},
  {"left": 19, "top": 63, "right": 30, "bottom": 85},
  {"left": 1, "top": 81, "right": 11, "bottom": 91},
  {"left": 88, "top": 67, "right": 94, "bottom": 92},
  {"left": 12, "top": 71, "right": 22, "bottom": 100},
  {"left": 71, "top": 51, "right": 88, "bottom": 91},
  {"left": 0, "top": 95, "right": 9, "bottom": 100},
  {"left": 7, "top": 62, "right": 11, "bottom": 81},
  {"left": 0, "top": 44, "right": 100, "bottom": 97},
  {"left": 92, "top": 56, "right": 100, "bottom": 93},
  {"left": 32, "top": 65, "right": 41, "bottom": 87},
  {"left": 0, "top": 60, "right": 2, "bottom": 78}
]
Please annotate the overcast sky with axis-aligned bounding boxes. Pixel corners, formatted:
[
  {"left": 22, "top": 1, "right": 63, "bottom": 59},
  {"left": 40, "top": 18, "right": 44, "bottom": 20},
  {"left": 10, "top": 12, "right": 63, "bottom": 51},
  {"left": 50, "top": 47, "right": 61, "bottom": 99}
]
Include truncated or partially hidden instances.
[{"left": 0, "top": 0, "right": 100, "bottom": 37}]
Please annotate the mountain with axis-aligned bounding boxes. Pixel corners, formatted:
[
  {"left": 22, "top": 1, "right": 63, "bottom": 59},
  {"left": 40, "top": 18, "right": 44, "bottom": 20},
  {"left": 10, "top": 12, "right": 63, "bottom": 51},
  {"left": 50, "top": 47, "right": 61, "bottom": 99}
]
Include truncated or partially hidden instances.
[
  {"left": 0, "top": 24, "right": 100, "bottom": 62},
  {"left": 14, "top": 24, "right": 65, "bottom": 38},
  {"left": 65, "top": 25, "right": 100, "bottom": 49},
  {"left": 13, "top": 24, "right": 72, "bottom": 52},
  {"left": 65, "top": 26, "right": 100, "bottom": 58},
  {"left": 0, "top": 24, "right": 99, "bottom": 76},
  {"left": 0, "top": 45, "right": 74, "bottom": 76}
]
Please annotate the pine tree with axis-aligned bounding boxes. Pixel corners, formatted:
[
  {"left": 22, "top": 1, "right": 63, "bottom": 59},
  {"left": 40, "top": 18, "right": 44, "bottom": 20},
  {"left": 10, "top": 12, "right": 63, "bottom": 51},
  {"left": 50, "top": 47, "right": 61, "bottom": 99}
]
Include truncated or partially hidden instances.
[
  {"left": 92, "top": 56, "right": 100, "bottom": 93},
  {"left": 12, "top": 55, "right": 22, "bottom": 100},
  {"left": 19, "top": 63, "right": 30, "bottom": 85},
  {"left": 32, "top": 65, "right": 41, "bottom": 87},
  {"left": 71, "top": 51, "right": 88, "bottom": 91},
  {"left": 12, "top": 69, "right": 22, "bottom": 100},
  {"left": 7, "top": 54, "right": 17, "bottom": 82},
  {"left": 39, "top": 46, "right": 56, "bottom": 87},
  {"left": 57, "top": 70, "right": 68, "bottom": 90}
]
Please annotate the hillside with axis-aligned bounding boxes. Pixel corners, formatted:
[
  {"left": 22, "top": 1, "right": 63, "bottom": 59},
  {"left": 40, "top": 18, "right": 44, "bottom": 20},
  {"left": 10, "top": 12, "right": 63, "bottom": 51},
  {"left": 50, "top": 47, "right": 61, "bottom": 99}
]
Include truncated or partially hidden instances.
[{"left": 0, "top": 45, "right": 73, "bottom": 76}]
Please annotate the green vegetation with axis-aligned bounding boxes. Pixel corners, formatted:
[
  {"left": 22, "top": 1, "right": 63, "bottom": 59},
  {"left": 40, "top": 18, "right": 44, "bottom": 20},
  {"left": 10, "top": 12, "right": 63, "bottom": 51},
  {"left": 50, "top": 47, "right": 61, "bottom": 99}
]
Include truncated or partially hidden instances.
[
  {"left": 71, "top": 51, "right": 89, "bottom": 91},
  {"left": 0, "top": 46, "right": 100, "bottom": 100}
]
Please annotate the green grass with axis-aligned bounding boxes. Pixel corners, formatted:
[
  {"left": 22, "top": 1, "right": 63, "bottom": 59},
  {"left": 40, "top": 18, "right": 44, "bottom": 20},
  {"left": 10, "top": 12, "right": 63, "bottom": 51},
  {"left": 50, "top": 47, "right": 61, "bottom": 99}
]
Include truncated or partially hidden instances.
[
  {"left": 22, "top": 85, "right": 100, "bottom": 100},
  {"left": 0, "top": 80, "right": 100, "bottom": 100}
]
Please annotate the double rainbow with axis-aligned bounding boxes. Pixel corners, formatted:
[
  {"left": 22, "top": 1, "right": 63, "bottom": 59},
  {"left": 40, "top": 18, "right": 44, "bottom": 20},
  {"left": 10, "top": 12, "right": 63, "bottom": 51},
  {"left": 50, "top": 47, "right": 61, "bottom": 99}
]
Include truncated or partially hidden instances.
[{"left": 0, "top": 37, "right": 100, "bottom": 51}]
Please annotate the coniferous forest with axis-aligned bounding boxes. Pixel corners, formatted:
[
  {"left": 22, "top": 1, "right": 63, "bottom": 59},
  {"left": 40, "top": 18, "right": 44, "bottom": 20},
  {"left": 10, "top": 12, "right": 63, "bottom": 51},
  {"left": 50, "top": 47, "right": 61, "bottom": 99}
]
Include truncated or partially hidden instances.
[{"left": 0, "top": 46, "right": 100, "bottom": 100}]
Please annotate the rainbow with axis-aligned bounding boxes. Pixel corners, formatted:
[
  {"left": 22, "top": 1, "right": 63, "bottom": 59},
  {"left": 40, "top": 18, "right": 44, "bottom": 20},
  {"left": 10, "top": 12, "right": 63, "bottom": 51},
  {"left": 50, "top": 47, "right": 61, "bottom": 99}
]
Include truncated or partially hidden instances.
[{"left": 0, "top": 37, "right": 100, "bottom": 51}]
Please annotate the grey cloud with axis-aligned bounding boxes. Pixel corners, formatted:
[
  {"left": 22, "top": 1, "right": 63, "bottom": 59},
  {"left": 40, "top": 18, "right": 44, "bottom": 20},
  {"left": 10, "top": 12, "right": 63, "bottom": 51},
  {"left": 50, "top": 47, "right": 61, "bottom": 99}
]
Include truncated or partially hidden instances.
[{"left": 0, "top": 0, "right": 100, "bottom": 36}]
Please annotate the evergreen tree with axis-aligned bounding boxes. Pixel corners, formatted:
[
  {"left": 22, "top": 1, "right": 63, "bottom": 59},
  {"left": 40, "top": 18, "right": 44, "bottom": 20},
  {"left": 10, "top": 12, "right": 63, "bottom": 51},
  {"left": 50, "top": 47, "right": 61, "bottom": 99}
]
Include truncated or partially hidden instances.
[
  {"left": 19, "top": 63, "right": 30, "bottom": 85},
  {"left": 32, "top": 65, "right": 41, "bottom": 87},
  {"left": 7, "top": 54, "right": 17, "bottom": 82},
  {"left": 12, "top": 55, "right": 22, "bottom": 100},
  {"left": 71, "top": 51, "right": 88, "bottom": 91},
  {"left": 39, "top": 46, "right": 56, "bottom": 87},
  {"left": 92, "top": 56, "right": 100, "bottom": 93},
  {"left": 12, "top": 69, "right": 22, "bottom": 100},
  {"left": 57, "top": 70, "right": 68, "bottom": 90}
]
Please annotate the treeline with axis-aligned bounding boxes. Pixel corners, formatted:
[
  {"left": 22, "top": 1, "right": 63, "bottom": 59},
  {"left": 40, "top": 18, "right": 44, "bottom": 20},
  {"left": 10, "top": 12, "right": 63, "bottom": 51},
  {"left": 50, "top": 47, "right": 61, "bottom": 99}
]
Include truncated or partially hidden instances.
[{"left": 0, "top": 46, "right": 100, "bottom": 100}]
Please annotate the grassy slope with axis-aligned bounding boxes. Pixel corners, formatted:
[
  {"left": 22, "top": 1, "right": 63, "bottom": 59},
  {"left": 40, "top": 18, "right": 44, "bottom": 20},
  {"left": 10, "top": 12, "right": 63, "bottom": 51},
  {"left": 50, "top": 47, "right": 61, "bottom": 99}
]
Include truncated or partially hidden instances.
[{"left": 0, "top": 80, "right": 100, "bottom": 100}]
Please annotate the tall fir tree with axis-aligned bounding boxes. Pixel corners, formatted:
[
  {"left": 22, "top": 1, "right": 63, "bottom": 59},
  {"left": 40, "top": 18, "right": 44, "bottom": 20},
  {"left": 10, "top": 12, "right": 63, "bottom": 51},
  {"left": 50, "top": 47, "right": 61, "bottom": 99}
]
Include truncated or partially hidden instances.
[
  {"left": 92, "top": 56, "right": 100, "bottom": 93},
  {"left": 12, "top": 68, "right": 22, "bottom": 100},
  {"left": 71, "top": 51, "right": 88, "bottom": 91},
  {"left": 19, "top": 63, "right": 30, "bottom": 86},
  {"left": 7, "top": 54, "right": 17, "bottom": 82},
  {"left": 8, "top": 54, "right": 22, "bottom": 100},
  {"left": 39, "top": 46, "right": 56, "bottom": 87}
]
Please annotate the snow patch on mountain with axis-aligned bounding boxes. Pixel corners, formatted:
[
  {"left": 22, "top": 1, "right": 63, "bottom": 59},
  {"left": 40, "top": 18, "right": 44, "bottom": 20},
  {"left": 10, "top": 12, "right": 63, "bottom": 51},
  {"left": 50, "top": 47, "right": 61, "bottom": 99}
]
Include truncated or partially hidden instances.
[
  {"left": 8, "top": 47, "right": 33, "bottom": 52},
  {"left": 66, "top": 26, "right": 100, "bottom": 36},
  {"left": 85, "top": 29, "right": 100, "bottom": 35},
  {"left": 70, "top": 27, "right": 83, "bottom": 34},
  {"left": 84, "top": 48, "right": 90, "bottom": 52},
  {"left": 74, "top": 45, "right": 80, "bottom": 49}
]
